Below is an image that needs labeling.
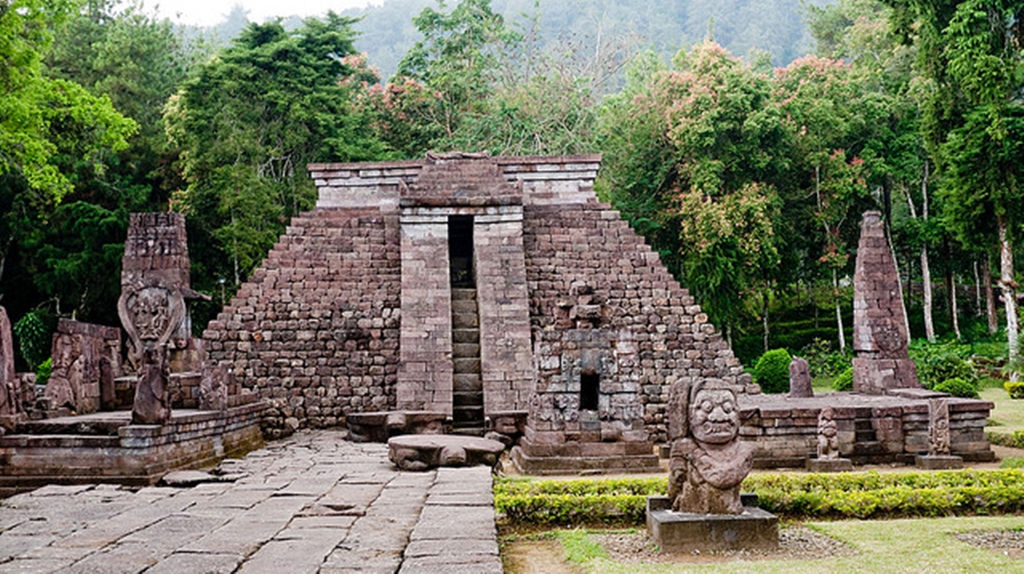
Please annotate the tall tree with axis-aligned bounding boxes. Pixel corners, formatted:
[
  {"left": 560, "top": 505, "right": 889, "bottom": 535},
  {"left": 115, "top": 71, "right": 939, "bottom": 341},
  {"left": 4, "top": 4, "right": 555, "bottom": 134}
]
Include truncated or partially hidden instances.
[
  {"left": 166, "top": 14, "right": 391, "bottom": 296},
  {"left": 0, "top": 0, "right": 135, "bottom": 322},
  {"left": 772, "top": 55, "right": 885, "bottom": 351},
  {"left": 395, "top": 0, "right": 521, "bottom": 146},
  {"left": 887, "top": 0, "right": 1024, "bottom": 369},
  {"left": 601, "top": 42, "right": 786, "bottom": 340}
]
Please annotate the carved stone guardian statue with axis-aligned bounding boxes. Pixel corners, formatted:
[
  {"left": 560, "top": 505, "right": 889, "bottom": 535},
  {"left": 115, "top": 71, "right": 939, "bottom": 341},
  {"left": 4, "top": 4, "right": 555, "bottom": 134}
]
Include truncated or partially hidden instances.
[{"left": 668, "top": 380, "right": 753, "bottom": 515}]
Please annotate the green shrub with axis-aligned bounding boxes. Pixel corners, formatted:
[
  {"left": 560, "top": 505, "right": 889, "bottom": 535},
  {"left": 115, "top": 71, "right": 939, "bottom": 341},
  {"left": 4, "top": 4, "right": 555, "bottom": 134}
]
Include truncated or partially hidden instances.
[
  {"left": 988, "top": 430, "right": 1024, "bottom": 449},
  {"left": 35, "top": 357, "right": 52, "bottom": 387},
  {"left": 800, "top": 338, "right": 851, "bottom": 378},
  {"left": 1004, "top": 381, "right": 1024, "bottom": 399},
  {"left": 912, "top": 347, "right": 979, "bottom": 390},
  {"left": 933, "top": 376, "right": 979, "bottom": 398},
  {"left": 832, "top": 366, "right": 854, "bottom": 391},
  {"left": 12, "top": 311, "right": 50, "bottom": 370},
  {"left": 754, "top": 348, "right": 792, "bottom": 394}
]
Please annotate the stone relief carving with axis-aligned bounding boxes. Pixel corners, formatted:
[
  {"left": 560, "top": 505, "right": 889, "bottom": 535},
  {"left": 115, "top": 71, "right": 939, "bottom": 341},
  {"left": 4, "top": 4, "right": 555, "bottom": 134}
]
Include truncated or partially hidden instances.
[
  {"left": 118, "top": 281, "right": 186, "bottom": 371},
  {"left": 668, "top": 379, "right": 753, "bottom": 514},
  {"left": 928, "top": 398, "right": 951, "bottom": 457}
]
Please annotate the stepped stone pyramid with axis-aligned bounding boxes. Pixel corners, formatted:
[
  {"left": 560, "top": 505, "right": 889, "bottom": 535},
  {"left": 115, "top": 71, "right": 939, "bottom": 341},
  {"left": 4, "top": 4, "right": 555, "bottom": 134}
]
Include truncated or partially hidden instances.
[{"left": 203, "top": 153, "right": 752, "bottom": 473}]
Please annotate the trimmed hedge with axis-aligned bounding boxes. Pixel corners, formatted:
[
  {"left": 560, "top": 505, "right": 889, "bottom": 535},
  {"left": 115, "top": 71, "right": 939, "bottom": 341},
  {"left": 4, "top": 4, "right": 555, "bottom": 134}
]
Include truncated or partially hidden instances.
[{"left": 494, "top": 470, "right": 1024, "bottom": 525}]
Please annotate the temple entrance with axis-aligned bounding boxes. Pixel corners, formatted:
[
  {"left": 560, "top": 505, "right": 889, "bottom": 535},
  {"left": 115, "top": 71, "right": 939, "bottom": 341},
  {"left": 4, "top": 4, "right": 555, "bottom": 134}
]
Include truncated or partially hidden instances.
[{"left": 448, "top": 216, "right": 484, "bottom": 434}]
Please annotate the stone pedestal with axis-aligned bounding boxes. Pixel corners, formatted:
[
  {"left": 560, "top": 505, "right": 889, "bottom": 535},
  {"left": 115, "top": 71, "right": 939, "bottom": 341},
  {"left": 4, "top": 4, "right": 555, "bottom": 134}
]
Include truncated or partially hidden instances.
[
  {"left": 646, "top": 496, "right": 778, "bottom": 553},
  {"left": 806, "top": 457, "right": 854, "bottom": 472},
  {"left": 915, "top": 454, "right": 963, "bottom": 470}
]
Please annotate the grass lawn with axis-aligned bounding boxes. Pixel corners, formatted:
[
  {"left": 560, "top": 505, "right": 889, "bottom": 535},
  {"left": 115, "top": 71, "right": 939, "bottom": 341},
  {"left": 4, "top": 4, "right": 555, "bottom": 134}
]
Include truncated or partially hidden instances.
[
  {"left": 518, "top": 515, "right": 1024, "bottom": 573},
  {"left": 983, "top": 386, "right": 1024, "bottom": 434}
]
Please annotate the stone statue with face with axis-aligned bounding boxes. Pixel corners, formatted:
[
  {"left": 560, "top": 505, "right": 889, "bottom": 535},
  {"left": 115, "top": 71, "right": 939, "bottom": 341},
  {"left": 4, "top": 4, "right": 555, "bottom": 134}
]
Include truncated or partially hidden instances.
[
  {"left": 817, "top": 407, "right": 840, "bottom": 460},
  {"left": 668, "top": 380, "right": 753, "bottom": 515}
]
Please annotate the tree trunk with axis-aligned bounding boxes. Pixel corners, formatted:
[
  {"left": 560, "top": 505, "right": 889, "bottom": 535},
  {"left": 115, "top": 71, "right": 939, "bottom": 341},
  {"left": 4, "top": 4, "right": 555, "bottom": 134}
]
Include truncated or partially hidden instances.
[
  {"left": 921, "top": 247, "right": 935, "bottom": 342},
  {"left": 974, "top": 261, "right": 982, "bottom": 317},
  {"left": 762, "top": 289, "right": 770, "bottom": 354},
  {"left": 999, "top": 215, "right": 1020, "bottom": 377},
  {"left": 834, "top": 268, "right": 846, "bottom": 353},
  {"left": 951, "top": 273, "right": 961, "bottom": 341},
  {"left": 984, "top": 256, "right": 998, "bottom": 335},
  {"left": 907, "top": 165, "right": 936, "bottom": 342}
]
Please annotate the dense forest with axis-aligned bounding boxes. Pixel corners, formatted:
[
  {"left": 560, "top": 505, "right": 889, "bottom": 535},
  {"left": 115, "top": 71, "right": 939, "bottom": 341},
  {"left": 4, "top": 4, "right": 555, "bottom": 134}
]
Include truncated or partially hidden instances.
[{"left": 2, "top": 0, "right": 1023, "bottom": 380}]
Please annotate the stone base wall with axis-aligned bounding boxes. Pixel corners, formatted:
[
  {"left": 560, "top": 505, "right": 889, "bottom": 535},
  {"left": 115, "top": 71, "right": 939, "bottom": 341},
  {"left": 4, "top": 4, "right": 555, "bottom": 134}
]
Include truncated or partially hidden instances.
[
  {"left": 0, "top": 402, "right": 266, "bottom": 497},
  {"left": 739, "top": 394, "right": 993, "bottom": 467}
]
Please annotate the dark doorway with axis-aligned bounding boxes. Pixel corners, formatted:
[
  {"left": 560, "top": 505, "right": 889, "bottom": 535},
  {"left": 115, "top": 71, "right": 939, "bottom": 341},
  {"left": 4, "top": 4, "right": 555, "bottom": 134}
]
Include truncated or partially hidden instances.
[{"left": 448, "top": 215, "right": 474, "bottom": 288}]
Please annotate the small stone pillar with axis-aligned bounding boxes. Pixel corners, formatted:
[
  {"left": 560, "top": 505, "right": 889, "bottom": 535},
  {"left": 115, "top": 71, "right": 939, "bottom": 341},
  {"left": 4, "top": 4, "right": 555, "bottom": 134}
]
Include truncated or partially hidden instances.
[
  {"left": 787, "top": 356, "right": 813, "bottom": 398},
  {"left": 132, "top": 347, "right": 170, "bottom": 425},
  {"left": 851, "top": 211, "right": 920, "bottom": 394},
  {"left": 0, "top": 306, "right": 23, "bottom": 432}
]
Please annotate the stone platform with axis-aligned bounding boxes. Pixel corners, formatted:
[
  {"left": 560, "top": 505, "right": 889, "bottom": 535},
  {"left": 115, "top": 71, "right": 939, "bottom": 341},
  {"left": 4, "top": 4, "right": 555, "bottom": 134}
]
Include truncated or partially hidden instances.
[
  {"left": 0, "top": 401, "right": 265, "bottom": 498},
  {"left": 646, "top": 496, "right": 778, "bottom": 553},
  {"left": 0, "top": 431, "right": 502, "bottom": 573},
  {"left": 738, "top": 391, "right": 994, "bottom": 468}
]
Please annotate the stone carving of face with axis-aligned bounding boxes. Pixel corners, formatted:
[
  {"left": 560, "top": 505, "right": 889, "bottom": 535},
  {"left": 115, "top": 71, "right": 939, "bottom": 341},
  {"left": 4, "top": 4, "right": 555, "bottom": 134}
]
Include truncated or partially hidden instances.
[
  {"left": 134, "top": 287, "right": 170, "bottom": 342},
  {"left": 689, "top": 387, "right": 739, "bottom": 444}
]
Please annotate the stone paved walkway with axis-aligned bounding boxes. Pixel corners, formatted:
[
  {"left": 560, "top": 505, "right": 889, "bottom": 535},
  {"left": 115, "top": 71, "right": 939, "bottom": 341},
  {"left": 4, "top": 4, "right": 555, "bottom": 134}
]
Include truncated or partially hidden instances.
[{"left": 0, "top": 431, "right": 503, "bottom": 574}]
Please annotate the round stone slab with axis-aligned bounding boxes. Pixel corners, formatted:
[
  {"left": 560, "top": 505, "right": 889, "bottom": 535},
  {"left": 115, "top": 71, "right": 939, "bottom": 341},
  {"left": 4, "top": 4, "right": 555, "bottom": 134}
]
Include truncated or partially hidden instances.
[{"left": 387, "top": 434, "right": 505, "bottom": 471}]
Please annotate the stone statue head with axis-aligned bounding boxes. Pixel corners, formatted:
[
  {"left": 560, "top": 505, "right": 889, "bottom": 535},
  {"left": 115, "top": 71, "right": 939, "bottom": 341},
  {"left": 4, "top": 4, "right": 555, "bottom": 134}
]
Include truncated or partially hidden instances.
[{"left": 688, "top": 380, "right": 740, "bottom": 445}]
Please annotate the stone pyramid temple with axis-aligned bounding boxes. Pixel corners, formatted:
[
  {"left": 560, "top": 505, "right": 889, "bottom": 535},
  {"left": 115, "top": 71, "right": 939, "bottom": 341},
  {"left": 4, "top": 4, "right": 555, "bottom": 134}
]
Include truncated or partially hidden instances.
[{"left": 203, "top": 153, "right": 752, "bottom": 473}]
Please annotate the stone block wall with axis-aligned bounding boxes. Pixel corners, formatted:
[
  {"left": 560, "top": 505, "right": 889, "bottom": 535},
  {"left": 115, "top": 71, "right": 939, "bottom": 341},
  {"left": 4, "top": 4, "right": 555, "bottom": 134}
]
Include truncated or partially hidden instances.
[
  {"left": 203, "top": 208, "right": 400, "bottom": 434},
  {"left": 522, "top": 199, "right": 750, "bottom": 443},
  {"left": 397, "top": 216, "right": 453, "bottom": 412},
  {"left": 474, "top": 211, "right": 533, "bottom": 412}
]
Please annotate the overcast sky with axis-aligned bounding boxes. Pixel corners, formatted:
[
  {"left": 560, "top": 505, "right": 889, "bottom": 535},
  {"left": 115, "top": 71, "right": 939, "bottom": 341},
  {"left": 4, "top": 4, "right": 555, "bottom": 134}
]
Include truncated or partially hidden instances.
[{"left": 154, "top": 0, "right": 380, "bottom": 27}]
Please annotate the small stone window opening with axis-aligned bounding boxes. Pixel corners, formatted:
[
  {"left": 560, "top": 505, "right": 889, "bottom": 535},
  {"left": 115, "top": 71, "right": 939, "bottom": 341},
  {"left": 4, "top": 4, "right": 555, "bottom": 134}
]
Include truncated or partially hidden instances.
[{"left": 580, "top": 369, "right": 600, "bottom": 411}]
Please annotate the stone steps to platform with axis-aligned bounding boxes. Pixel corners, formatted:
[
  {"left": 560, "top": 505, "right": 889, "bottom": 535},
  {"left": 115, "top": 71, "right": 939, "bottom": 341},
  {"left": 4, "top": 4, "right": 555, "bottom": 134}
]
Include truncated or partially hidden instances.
[{"left": 451, "top": 288, "right": 484, "bottom": 435}]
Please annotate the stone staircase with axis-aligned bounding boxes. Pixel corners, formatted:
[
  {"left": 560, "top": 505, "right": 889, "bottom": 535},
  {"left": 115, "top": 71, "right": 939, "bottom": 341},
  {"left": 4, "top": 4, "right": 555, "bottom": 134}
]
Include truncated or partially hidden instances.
[
  {"left": 851, "top": 408, "right": 888, "bottom": 463},
  {"left": 451, "top": 288, "right": 484, "bottom": 435}
]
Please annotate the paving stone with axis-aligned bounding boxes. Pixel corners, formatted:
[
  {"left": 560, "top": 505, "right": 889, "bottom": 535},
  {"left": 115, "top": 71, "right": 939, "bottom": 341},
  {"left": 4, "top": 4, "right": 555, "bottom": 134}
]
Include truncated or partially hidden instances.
[
  {"left": 0, "top": 557, "right": 76, "bottom": 574},
  {"left": 235, "top": 528, "right": 342, "bottom": 574},
  {"left": 0, "top": 432, "right": 501, "bottom": 574},
  {"left": 0, "top": 534, "right": 57, "bottom": 561},
  {"left": 144, "top": 551, "right": 243, "bottom": 574}
]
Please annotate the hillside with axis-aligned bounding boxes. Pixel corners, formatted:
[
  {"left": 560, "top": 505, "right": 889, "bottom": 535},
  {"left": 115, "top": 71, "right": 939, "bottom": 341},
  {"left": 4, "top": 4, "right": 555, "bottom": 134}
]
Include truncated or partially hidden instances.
[{"left": 344, "top": 0, "right": 834, "bottom": 82}]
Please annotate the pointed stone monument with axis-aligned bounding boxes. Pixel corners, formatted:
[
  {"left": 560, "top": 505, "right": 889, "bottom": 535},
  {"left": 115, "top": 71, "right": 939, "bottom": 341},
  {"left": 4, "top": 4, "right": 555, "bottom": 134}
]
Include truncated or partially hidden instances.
[{"left": 851, "top": 211, "right": 920, "bottom": 394}]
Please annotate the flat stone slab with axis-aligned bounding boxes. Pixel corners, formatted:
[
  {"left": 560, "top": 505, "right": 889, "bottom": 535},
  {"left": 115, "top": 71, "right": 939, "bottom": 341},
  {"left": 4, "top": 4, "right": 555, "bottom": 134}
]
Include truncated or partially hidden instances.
[
  {"left": 806, "top": 458, "right": 854, "bottom": 473},
  {"left": 388, "top": 434, "right": 504, "bottom": 471},
  {"left": 916, "top": 454, "right": 964, "bottom": 470},
  {"left": 646, "top": 496, "right": 778, "bottom": 553}
]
